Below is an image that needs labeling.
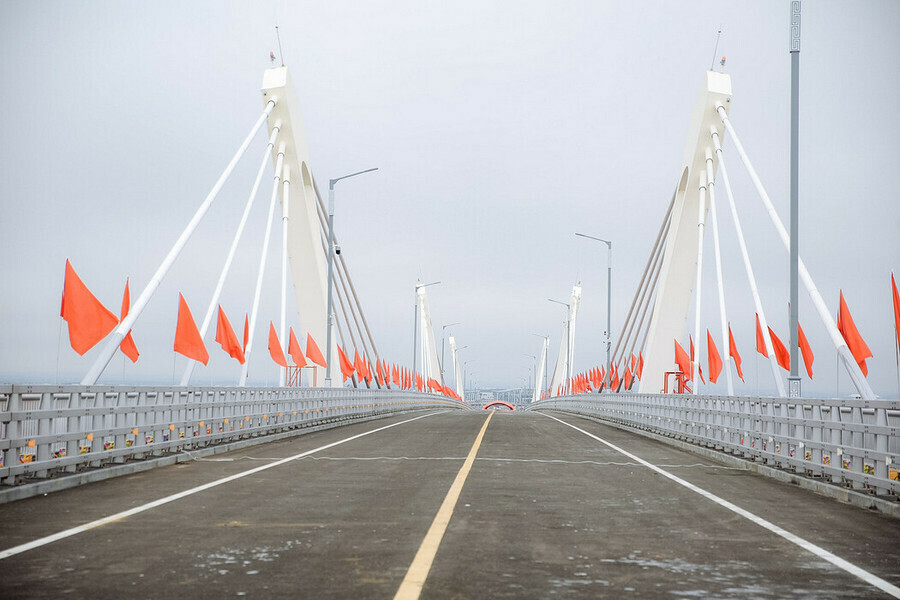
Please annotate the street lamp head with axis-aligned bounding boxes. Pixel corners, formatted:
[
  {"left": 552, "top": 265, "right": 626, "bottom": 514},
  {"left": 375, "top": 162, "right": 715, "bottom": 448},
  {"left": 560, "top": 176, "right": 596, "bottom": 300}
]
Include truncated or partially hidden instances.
[
  {"left": 330, "top": 167, "right": 379, "bottom": 188},
  {"left": 575, "top": 232, "right": 611, "bottom": 247}
]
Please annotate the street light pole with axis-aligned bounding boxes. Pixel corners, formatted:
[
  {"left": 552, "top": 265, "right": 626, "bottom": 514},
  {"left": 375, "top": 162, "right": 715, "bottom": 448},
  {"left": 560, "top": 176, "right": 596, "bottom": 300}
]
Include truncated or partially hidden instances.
[
  {"left": 324, "top": 168, "right": 378, "bottom": 387},
  {"left": 576, "top": 232, "right": 612, "bottom": 391},
  {"left": 412, "top": 281, "right": 440, "bottom": 376},
  {"left": 549, "top": 298, "right": 571, "bottom": 395},
  {"left": 441, "top": 322, "right": 461, "bottom": 380}
]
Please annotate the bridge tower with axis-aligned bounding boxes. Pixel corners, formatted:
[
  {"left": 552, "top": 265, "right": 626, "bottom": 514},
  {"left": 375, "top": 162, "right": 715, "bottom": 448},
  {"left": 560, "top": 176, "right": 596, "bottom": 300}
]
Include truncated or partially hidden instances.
[
  {"left": 639, "top": 72, "right": 732, "bottom": 394},
  {"left": 261, "top": 67, "right": 335, "bottom": 385}
]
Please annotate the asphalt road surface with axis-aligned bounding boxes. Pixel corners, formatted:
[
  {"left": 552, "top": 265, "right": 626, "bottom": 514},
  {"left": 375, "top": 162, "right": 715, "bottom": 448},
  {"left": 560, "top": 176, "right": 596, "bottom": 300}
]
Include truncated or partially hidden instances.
[{"left": 1, "top": 409, "right": 898, "bottom": 599}]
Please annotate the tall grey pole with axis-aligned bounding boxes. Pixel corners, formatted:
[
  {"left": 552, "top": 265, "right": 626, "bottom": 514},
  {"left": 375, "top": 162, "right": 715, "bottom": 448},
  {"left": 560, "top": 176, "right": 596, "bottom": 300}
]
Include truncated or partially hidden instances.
[
  {"left": 606, "top": 242, "right": 612, "bottom": 392},
  {"left": 788, "top": 1, "right": 801, "bottom": 398},
  {"left": 324, "top": 183, "right": 337, "bottom": 386},
  {"left": 323, "top": 168, "right": 378, "bottom": 387},
  {"left": 412, "top": 293, "right": 418, "bottom": 375}
]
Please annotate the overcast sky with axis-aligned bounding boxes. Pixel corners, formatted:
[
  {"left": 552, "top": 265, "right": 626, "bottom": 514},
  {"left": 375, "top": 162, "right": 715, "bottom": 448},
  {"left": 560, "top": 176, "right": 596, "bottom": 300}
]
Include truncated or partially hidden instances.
[{"left": 1, "top": 1, "right": 898, "bottom": 398}]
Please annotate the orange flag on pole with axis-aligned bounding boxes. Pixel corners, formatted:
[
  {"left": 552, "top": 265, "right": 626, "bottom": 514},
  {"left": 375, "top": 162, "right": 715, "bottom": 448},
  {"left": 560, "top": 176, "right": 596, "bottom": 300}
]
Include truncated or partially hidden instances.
[
  {"left": 215, "top": 306, "right": 245, "bottom": 364},
  {"left": 767, "top": 326, "right": 790, "bottom": 371},
  {"left": 306, "top": 334, "right": 327, "bottom": 368},
  {"left": 288, "top": 328, "right": 306, "bottom": 367},
  {"left": 337, "top": 345, "right": 355, "bottom": 381},
  {"left": 837, "top": 291, "right": 873, "bottom": 376},
  {"left": 637, "top": 352, "right": 644, "bottom": 380},
  {"left": 798, "top": 323, "right": 814, "bottom": 379},
  {"left": 755, "top": 314, "right": 768, "bottom": 357},
  {"left": 674, "top": 339, "right": 692, "bottom": 381},
  {"left": 174, "top": 294, "right": 209, "bottom": 365},
  {"left": 623, "top": 367, "right": 632, "bottom": 390},
  {"left": 119, "top": 279, "right": 140, "bottom": 363},
  {"left": 728, "top": 323, "right": 744, "bottom": 382},
  {"left": 242, "top": 314, "right": 249, "bottom": 354},
  {"left": 707, "top": 329, "right": 722, "bottom": 384},
  {"left": 60, "top": 259, "right": 119, "bottom": 355},
  {"left": 892, "top": 273, "right": 900, "bottom": 357},
  {"left": 267, "top": 322, "right": 288, "bottom": 368}
]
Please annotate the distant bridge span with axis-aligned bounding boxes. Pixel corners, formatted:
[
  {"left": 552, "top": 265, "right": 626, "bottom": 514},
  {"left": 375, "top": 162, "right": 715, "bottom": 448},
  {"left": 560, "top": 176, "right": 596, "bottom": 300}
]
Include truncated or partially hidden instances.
[{"left": 482, "top": 400, "right": 515, "bottom": 411}]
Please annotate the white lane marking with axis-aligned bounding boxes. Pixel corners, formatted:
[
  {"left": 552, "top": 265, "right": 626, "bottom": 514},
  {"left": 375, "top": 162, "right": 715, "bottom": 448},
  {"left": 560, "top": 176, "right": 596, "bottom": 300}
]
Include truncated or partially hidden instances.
[
  {"left": 0, "top": 411, "right": 445, "bottom": 560},
  {"left": 540, "top": 411, "right": 900, "bottom": 599}
]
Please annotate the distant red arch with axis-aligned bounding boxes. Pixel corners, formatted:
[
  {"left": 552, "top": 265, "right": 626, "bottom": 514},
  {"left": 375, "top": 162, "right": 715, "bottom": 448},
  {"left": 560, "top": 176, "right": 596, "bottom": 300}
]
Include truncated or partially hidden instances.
[{"left": 482, "top": 400, "right": 515, "bottom": 411}]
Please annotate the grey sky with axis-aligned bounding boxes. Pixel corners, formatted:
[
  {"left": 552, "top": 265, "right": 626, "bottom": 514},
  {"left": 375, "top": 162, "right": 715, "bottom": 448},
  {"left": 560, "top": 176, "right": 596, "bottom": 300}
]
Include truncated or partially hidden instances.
[{"left": 1, "top": 1, "right": 898, "bottom": 398}]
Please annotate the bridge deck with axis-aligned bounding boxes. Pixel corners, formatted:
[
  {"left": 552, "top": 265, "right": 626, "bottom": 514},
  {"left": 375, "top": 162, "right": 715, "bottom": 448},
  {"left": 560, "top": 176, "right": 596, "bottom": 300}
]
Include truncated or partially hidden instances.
[{"left": 1, "top": 410, "right": 898, "bottom": 598}]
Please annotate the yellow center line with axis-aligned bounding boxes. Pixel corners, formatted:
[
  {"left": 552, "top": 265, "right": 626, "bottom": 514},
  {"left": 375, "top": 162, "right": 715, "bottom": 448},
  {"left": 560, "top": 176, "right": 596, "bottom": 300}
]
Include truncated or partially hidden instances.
[{"left": 393, "top": 412, "right": 494, "bottom": 600}]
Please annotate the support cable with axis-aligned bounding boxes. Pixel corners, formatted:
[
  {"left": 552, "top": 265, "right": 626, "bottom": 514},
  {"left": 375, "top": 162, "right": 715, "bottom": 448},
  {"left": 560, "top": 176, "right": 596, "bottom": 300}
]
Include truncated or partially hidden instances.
[
  {"left": 710, "top": 130, "right": 785, "bottom": 397},
  {"left": 612, "top": 189, "right": 675, "bottom": 370},
  {"left": 692, "top": 173, "right": 708, "bottom": 392},
  {"left": 239, "top": 142, "right": 285, "bottom": 386},
  {"left": 706, "top": 146, "right": 735, "bottom": 395},
  {"left": 180, "top": 121, "right": 282, "bottom": 385},
  {"left": 82, "top": 100, "right": 277, "bottom": 385}
]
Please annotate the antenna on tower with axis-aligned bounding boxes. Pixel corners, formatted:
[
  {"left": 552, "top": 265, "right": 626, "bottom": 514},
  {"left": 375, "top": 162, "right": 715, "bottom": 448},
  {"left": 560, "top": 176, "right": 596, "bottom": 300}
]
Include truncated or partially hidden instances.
[
  {"left": 275, "top": 25, "right": 285, "bottom": 67},
  {"left": 710, "top": 27, "right": 722, "bottom": 71}
]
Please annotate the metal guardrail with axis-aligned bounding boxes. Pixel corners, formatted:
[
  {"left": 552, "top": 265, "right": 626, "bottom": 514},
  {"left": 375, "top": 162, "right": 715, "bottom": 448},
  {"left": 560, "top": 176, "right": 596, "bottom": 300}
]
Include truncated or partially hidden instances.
[
  {"left": 527, "top": 393, "right": 900, "bottom": 496},
  {"left": 0, "top": 384, "right": 468, "bottom": 484}
]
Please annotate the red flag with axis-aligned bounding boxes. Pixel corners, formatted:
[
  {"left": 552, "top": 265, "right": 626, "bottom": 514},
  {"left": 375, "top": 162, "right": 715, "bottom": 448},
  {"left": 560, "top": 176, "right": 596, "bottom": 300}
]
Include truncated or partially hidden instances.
[
  {"left": 288, "top": 327, "right": 306, "bottom": 367},
  {"left": 215, "top": 306, "right": 245, "bottom": 364},
  {"left": 392, "top": 364, "right": 400, "bottom": 386},
  {"left": 755, "top": 314, "right": 768, "bottom": 357},
  {"left": 630, "top": 353, "right": 637, "bottom": 373},
  {"left": 798, "top": 323, "right": 813, "bottom": 379},
  {"left": 728, "top": 324, "right": 744, "bottom": 382},
  {"left": 60, "top": 259, "right": 119, "bottom": 355},
  {"left": 623, "top": 367, "right": 632, "bottom": 390},
  {"left": 611, "top": 364, "right": 620, "bottom": 390},
  {"left": 267, "top": 322, "right": 288, "bottom": 368},
  {"left": 242, "top": 314, "right": 249, "bottom": 353},
  {"left": 637, "top": 353, "right": 644, "bottom": 380},
  {"left": 306, "top": 333, "right": 327, "bottom": 368},
  {"left": 837, "top": 291, "right": 873, "bottom": 376},
  {"left": 768, "top": 326, "right": 790, "bottom": 371},
  {"left": 674, "top": 339, "right": 692, "bottom": 381},
  {"left": 119, "top": 279, "right": 139, "bottom": 363},
  {"left": 353, "top": 350, "right": 364, "bottom": 383},
  {"left": 892, "top": 273, "right": 900, "bottom": 358},
  {"left": 174, "top": 294, "right": 209, "bottom": 365},
  {"left": 707, "top": 330, "right": 722, "bottom": 384},
  {"left": 337, "top": 345, "right": 355, "bottom": 381}
]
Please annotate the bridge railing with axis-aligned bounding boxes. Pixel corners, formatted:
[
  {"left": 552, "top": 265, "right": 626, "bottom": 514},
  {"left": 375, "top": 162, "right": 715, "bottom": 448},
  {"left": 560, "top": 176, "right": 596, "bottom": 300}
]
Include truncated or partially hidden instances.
[
  {"left": 527, "top": 393, "right": 900, "bottom": 496},
  {"left": 0, "top": 384, "right": 467, "bottom": 485}
]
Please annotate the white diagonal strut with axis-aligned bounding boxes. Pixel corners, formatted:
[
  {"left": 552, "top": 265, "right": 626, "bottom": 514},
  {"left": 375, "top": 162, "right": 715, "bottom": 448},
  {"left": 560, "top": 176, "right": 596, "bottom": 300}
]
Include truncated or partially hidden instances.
[
  {"left": 240, "top": 142, "right": 285, "bottom": 385},
  {"left": 181, "top": 120, "right": 282, "bottom": 385},
  {"left": 711, "top": 130, "right": 786, "bottom": 397},
  {"left": 82, "top": 99, "right": 277, "bottom": 386},
  {"left": 692, "top": 172, "right": 707, "bottom": 391},
  {"left": 706, "top": 146, "right": 735, "bottom": 395}
]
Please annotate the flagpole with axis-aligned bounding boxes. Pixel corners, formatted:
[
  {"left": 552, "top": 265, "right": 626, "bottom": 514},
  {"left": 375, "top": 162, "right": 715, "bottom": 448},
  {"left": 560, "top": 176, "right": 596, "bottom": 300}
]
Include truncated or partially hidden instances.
[
  {"left": 180, "top": 122, "right": 281, "bottom": 386},
  {"left": 81, "top": 100, "right": 277, "bottom": 386},
  {"left": 240, "top": 142, "right": 285, "bottom": 386}
]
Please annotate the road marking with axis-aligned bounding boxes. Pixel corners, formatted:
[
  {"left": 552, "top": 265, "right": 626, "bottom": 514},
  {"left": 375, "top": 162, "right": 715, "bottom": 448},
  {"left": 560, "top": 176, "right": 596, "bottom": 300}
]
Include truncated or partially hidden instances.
[
  {"left": 541, "top": 411, "right": 900, "bottom": 599},
  {"left": 0, "top": 411, "right": 445, "bottom": 560},
  {"left": 394, "top": 411, "right": 494, "bottom": 600}
]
